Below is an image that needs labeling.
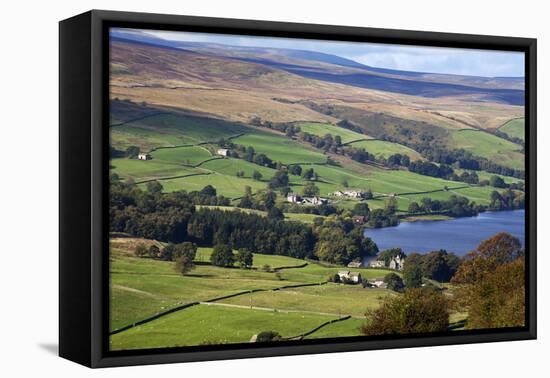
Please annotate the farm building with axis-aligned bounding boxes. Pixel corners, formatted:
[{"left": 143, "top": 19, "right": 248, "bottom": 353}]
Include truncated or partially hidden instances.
[
  {"left": 216, "top": 148, "right": 229, "bottom": 156},
  {"left": 331, "top": 190, "right": 366, "bottom": 199},
  {"left": 389, "top": 255, "right": 405, "bottom": 271},
  {"left": 137, "top": 153, "right": 151, "bottom": 160},
  {"left": 337, "top": 271, "right": 362, "bottom": 284},
  {"left": 347, "top": 261, "right": 363, "bottom": 268},
  {"left": 287, "top": 194, "right": 329, "bottom": 206},
  {"left": 366, "top": 279, "right": 387, "bottom": 289},
  {"left": 368, "top": 259, "right": 386, "bottom": 268}
]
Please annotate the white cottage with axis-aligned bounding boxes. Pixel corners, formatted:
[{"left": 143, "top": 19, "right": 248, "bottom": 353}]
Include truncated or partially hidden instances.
[{"left": 216, "top": 148, "right": 229, "bottom": 156}]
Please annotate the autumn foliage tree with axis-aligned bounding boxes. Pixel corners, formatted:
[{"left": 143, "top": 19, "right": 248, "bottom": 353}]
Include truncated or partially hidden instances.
[
  {"left": 451, "top": 232, "right": 525, "bottom": 329},
  {"left": 361, "top": 288, "right": 449, "bottom": 336}
]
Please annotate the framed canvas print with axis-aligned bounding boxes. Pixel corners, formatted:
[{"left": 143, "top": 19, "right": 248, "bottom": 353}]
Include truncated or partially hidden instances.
[{"left": 59, "top": 10, "right": 536, "bottom": 368}]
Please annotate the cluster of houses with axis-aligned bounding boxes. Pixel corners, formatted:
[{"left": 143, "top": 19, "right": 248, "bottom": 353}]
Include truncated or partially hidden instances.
[
  {"left": 286, "top": 193, "right": 330, "bottom": 206},
  {"left": 337, "top": 270, "right": 388, "bottom": 289},
  {"left": 331, "top": 189, "right": 367, "bottom": 199},
  {"left": 367, "top": 255, "right": 406, "bottom": 271}
]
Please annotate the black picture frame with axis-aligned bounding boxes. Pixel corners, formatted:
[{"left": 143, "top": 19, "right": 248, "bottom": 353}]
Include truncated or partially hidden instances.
[{"left": 59, "top": 9, "right": 537, "bottom": 368}]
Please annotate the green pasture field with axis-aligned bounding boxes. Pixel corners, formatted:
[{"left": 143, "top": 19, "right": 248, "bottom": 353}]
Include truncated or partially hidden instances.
[
  {"left": 109, "top": 241, "right": 395, "bottom": 348},
  {"left": 110, "top": 113, "right": 248, "bottom": 152},
  {"left": 450, "top": 130, "right": 524, "bottom": 169},
  {"left": 111, "top": 124, "right": 195, "bottom": 152},
  {"left": 110, "top": 158, "right": 200, "bottom": 182},
  {"left": 499, "top": 118, "right": 525, "bottom": 141},
  {"left": 219, "top": 284, "right": 395, "bottom": 317},
  {"left": 295, "top": 122, "right": 373, "bottom": 143},
  {"left": 110, "top": 304, "right": 344, "bottom": 350},
  {"left": 305, "top": 317, "right": 364, "bottom": 339},
  {"left": 232, "top": 131, "right": 327, "bottom": 164},
  {"left": 346, "top": 139, "right": 424, "bottom": 160},
  {"left": 157, "top": 172, "right": 266, "bottom": 198},
  {"left": 196, "top": 205, "right": 325, "bottom": 224},
  {"left": 134, "top": 113, "right": 248, "bottom": 142},
  {"left": 200, "top": 157, "right": 278, "bottom": 180},
  {"left": 110, "top": 247, "right": 290, "bottom": 330},
  {"left": 150, "top": 145, "right": 213, "bottom": 165}
]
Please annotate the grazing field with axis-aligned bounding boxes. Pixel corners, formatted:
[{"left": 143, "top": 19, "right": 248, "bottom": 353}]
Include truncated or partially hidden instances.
[
  {"left": 111, "top": 124, "right": 195, "bottom": 151},
  {"left": 200, "top": 157, "right": 277, "bottom": 180},
  {"left": 233, "top": 132, "right": 327, "bottom": 164},
  {"left": 450, "top": 130, "right": 524, "bottom": 169},
  {"left": 110, "top": 304, "right": 344, "bottom": 350},
  {"left": 296, "top": 122, "right": 373, "bottom": 143},
  {"left": 150, "top": 145, "right": 213, "bottom": 165},
  {"left": 157, "top": 172, "right": 266, "bottom": 198},
  {"left": 346, "top": 139, "right": 424, "bottom": 161},
  {"left": 499, "top": 118, "right": 525, "bottom": 141},
  {"left": 109, "top": 239, "right": 396, "bottom": 348},
  {"left": 110, "top": 158, "right": 200, "bottom": 182},
  {"left": 220, "top": 284, "right": 395, "bottom": 317},
  {"left": 110, "top": 112, "right": 248, "bottom": 152}
]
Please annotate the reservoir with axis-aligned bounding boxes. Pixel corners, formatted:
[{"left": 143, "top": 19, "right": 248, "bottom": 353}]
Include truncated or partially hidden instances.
[{"left": 363, "top": 209, "right": 525, "bottom": 257}]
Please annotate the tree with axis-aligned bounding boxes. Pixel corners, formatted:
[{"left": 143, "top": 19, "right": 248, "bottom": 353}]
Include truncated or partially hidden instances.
[
  {"left": 146, "top": 180, "right": 163, "bottom": 194},
  {"left": 269, "top": 170, "right": 289, "bottom": 189},
  {"left": 255, "top": 331, "right": 282, "bottom": 342},
  {"left": 384, "top": 197, "right": 398, "bottom": 214},
  {"left": 267, "top": 206, "right": 285, "bottom": 220},
  {"left": 360, "top": 288, "right": 449, "bottom": 336},
  {"left": 403, "top": 253, "right": 423, "bottom": 288},
  {"left": 252, "top": 170, "right": 263, "bottom": 181},
  {"left": 408, "top": 202, "right": 421, "bottom": 213},
  {"left": 200, "top": 185, "right": 217, "bottom": 197},
  {"left": 174, "top": 255, "right": 195, "bottom": 276},
  {"left": 173, "top": 242, "right": 198, "bottom": 261},
  {"left": 363, "top": 188, "right": 373, "bottom": 200},
  {"left": 237, "top": 248, "right": 254, "bottom": 268},
  {"left": 302, "top": 182, "right": 320, "bottom": 197},
  {"left": 352, "top": 202, "right": 370, "bottom": 217},
  {"left": 302, "top": 168, "right": 317, "bottom": 181},
  {"left": 148, "top": 245, "right": 160, "bottom": 258},
  {"left": 289, "top": 165, "right": 302, "bottom": 176},
  {"left": 134, "top": 243, "right": 148, "bottom": 257},
  {"left": 452, "top": 233, "right": 525, "bottom": 329},
  {"left": 490, "top": 175, "right": 507, "bottom": 188},
  {"left": 384, "top": 273, "right": 405, "bottom": 292},
  {"left": 210, "top": 244, "right": 235, "bottom": 267},
  {"left": 125, "top": 145, "right": 140, "bottom": 159},
  {"left": 420, "top": 250, "right": 460, "bottom": 282},
  {"left": 159, "top": 243, "right": 176, "bottom": 261}
]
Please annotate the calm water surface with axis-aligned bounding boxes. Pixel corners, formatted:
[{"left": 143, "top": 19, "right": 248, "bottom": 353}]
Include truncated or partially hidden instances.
[{"left": 363, "top": 209, "right": 525, "bottom": 257}]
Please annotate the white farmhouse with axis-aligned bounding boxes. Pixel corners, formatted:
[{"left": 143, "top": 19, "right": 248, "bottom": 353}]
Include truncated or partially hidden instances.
[
  {"left": 337, "top": 271, "right": 362, "bottom": 284},
  {"left": 138, "top": 153, "right": 151, "bottom": 161},
  {"left": 368, "top": 259, "right": 386, "bottom": 268},
  {"left": 216, "top": 148, "right": 229, "bottom": 156},
  {"left": 389, "top": 255, "right": 405, "bottom": 271}
]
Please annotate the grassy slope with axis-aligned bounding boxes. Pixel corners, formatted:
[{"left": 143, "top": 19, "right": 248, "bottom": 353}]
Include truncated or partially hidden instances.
[
  {"left": 111, "top": 158, "right": 200, "bottom": 182},
  {"left": 499, "top": 118, "right": 525, "bottom": 141},
  {"left": 296, "top": 122, "right": 373, "bottom": 143},
  {"left": 450, "top": 130, "right": 524, "bottom": 169},
  {"left": 347, "top": 139, "right": 424, "bottom": 160},
  {"left": 109, "top": 242, "right": 395, "bottom": 349},
  {"left": 150, "top": 145, "right": 213, "bottom": 165},
  {"left": 232, "top": 132, "right": 327, "bottom": 165},
  {"left": 110, "top": 304, "right": 345, "bottom": 350}
]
